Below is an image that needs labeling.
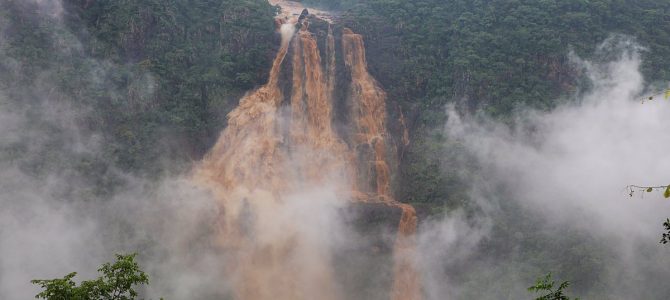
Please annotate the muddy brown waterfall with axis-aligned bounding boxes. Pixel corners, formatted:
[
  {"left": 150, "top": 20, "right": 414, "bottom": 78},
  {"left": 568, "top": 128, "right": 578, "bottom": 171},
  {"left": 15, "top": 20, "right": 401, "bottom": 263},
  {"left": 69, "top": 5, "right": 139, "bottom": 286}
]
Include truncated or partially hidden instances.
[
  {"left": 195, "top": 13, "right": 420, "bottom": 300},
  {"left": 342, "top": 28, "right": 421, "bottom": 300}
]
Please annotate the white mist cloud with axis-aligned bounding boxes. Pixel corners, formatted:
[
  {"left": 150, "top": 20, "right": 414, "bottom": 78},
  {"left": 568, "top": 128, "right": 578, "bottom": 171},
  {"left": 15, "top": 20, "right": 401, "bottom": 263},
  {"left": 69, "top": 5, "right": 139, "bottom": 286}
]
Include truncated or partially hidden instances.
[
  {"left": 30, "top": 0, "right": 64, "bottom": 19},
  {"left": 437, "top": 37, "right": 670, "bottom": 299},
  {"left": 0, "top": 102, "right": 231, "bottom": 299},
  {"left": 0, "top": 2, "right": 226, "bottom": 299},
  {"left": 417, "top": 210, "right": 491, "bottom": 300},
  {"left": 447, "top": 39, "right": 670, "bottom": 240},
  {"left": 98, "top": 178, "right": 229, "bottom": 300},
  {"left": 0, "top": 103, "right": 106, "bottom": 298}
]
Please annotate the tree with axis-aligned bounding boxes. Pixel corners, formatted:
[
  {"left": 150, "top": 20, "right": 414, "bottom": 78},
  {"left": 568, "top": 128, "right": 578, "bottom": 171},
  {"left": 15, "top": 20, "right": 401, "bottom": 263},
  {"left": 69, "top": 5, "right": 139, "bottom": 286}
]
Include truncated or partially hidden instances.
[
  {"left": 528, "top": 273, "right": 579, "bottom": 300},
  {"left": 31, "top": 254, "right": 151, "bottom": 300}
]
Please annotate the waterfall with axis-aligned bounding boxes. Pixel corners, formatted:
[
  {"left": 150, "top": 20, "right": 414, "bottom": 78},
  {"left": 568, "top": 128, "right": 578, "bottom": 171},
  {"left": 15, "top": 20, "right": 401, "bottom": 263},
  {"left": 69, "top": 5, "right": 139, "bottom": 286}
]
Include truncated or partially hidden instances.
[{"left": 195, "top": 10, "right": 421, "bottom": 300}]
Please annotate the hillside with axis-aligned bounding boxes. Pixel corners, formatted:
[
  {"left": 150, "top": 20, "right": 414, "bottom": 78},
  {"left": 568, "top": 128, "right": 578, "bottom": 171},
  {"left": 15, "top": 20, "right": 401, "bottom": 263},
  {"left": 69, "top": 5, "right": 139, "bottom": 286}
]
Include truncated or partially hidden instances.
[{"left": 2, "top": 1, "right": 670, "bottom": 299}]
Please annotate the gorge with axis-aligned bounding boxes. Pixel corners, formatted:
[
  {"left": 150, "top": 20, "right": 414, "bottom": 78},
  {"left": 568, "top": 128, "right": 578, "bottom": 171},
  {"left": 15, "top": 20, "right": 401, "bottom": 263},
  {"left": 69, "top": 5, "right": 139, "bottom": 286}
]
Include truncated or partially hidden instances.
[{"left": 195, "top": 3, "right": 420, "bottom": 300}]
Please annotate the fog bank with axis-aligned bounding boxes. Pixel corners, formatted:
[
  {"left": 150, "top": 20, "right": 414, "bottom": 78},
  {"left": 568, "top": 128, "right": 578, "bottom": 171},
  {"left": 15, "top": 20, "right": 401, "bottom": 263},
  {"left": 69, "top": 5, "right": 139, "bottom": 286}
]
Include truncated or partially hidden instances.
[{"left": 436, "top": 37, "right": 670, "bottom": 299}]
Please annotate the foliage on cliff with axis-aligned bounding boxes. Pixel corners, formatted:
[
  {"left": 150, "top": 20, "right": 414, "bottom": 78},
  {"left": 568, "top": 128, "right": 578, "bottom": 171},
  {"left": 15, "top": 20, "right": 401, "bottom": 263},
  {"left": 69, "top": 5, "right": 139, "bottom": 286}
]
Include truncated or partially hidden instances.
[
  {"left": 0, "top": 0, "right": 277, "bottom": 184},
  {"left": 311, "top": 0, "right": 670, "bottom": 209}
]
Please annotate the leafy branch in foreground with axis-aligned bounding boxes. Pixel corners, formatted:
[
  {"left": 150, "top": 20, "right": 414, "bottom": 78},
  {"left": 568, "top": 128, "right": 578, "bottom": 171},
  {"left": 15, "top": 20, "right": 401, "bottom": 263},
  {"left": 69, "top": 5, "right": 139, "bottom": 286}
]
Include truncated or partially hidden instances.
[
  {"left": 31, "top": 253, "right": 152, "bottom": 300},
  {"left": 626, "top": 184, "right": 670, "bottom": 198},
  {"left": 528, "top": 273, "right": 578, "bottom": 300},
  {"left": 638, "top": 89, "right": 670, "bottom": 103},
  {"left": 626, "top": 185, "right": 670, "bottom": 244}
]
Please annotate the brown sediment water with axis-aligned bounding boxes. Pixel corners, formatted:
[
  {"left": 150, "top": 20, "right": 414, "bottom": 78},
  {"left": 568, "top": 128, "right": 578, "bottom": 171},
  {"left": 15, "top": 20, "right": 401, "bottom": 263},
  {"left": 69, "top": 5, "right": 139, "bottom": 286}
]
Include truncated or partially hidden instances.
[
  {"left": 326, "top": 24, "right": 336, "bottom": 97},
  {"left": 390, "top": 203, "right": 421, "bottom": 300},
  {"left": 195, "top": 15, "right": 421, "bottom": 300},
  {"left": 342, "top": 28, "right": 392, "bottom": 198},
  {"left": 289, "top": 23, "right": 354, "bottom": 187},
  {"left": 342, "top": 28, "right": 422, "bottom": 300},
  {"left": 195, "top": 22, "right": 341, "bottom": 300}
]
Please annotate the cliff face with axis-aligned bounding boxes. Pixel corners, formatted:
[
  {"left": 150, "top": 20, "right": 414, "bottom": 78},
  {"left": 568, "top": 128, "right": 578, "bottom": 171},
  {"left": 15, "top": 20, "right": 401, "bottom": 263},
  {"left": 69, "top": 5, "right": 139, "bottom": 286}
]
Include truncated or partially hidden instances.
[{"left": 194, "top": 11, "right": 421, "bottom": 299}]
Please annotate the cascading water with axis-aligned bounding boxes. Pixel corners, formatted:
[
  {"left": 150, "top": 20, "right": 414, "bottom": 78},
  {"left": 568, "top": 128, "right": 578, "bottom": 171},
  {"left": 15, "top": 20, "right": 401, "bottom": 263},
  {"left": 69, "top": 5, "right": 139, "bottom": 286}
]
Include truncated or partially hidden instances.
[
  {"left": 342, "top": 27, "right": 421, "bottom": 300},
  {"left": 195, "top": 6, "right": 420, "bottom": 299}
]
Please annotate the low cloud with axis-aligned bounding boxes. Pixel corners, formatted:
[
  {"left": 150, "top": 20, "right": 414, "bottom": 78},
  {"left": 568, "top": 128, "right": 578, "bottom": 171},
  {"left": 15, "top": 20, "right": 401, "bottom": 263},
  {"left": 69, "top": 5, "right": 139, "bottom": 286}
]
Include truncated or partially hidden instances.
[{"left": 430, "top": 36, "right": 670, "bottom": 299}]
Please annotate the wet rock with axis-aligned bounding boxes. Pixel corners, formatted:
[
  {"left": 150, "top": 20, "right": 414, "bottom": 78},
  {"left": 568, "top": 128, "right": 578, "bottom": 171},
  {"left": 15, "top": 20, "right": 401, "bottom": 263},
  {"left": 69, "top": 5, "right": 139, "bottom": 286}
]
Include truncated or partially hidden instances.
[{"left": 298, "top": 8, "right": 309, "bottom": 22}]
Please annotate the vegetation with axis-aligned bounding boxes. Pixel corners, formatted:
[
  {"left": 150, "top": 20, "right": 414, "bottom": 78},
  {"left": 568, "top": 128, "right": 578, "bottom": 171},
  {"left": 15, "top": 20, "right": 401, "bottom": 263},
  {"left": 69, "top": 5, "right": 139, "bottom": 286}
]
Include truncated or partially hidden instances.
[
  {"left": 325, "top": 0, "right": 670, "bottom": 113},
  {"left": 65, "top": 0, "right": 278, "bottom": 163},
  {"left": 528, "top": 273, "right": 579, "bottom": 300},
  {"left": 31, "top": 254, "right": 151, "bottom": 300},
  {"left": 625, "top": 185, "right": 670, "bottom": 244},
  {"left": 315, "top": 0, "right": 670, "bottom": 210},
  {"left": 662, "top": 219, "right": 670, "bottom": 245},
  {"left": 627, "top": 184, "right": 670, "bottom": 198},
  {"left": 0, "top": 0, "right": 278, "bottom": 186}
]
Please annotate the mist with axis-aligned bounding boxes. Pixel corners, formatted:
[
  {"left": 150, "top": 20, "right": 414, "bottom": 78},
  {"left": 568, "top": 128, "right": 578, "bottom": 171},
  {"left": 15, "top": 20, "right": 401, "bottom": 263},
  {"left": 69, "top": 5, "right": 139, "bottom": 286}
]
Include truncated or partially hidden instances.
[
  {"left": 425, "top": 37, "right": 670, "bottom": 299},
  {"left": 0, "top": 3, "right": 372, "bottom": 299},
  {"left": 0, "top": 1, "right": 229, "bottom": 299}
]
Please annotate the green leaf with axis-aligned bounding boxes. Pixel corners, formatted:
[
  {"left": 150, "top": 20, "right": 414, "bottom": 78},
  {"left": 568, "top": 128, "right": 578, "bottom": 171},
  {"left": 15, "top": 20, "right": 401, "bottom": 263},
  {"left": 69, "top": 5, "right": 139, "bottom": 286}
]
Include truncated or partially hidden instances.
[
  {"left": 664, "top": 186, "right": 670, "bottom": 198},
  {"left": 646, "top": 187, "right": 653, "bottom": 192},
  {"left": 32, "top": 254, "right": 150, "bottom": 300}
]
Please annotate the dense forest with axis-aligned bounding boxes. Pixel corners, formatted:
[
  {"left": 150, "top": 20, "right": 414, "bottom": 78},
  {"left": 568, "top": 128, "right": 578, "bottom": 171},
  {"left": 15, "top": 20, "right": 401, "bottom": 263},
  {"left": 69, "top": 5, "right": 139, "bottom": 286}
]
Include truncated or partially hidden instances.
[
  {"left": 2, "top": 0, "right": 277, "bottom": 180},
  {"left": 314, "top": 0, "right": 670, "bottom": 209},
  {"left": 2, "top": 0, "right": 670, "bottom": 299}
]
